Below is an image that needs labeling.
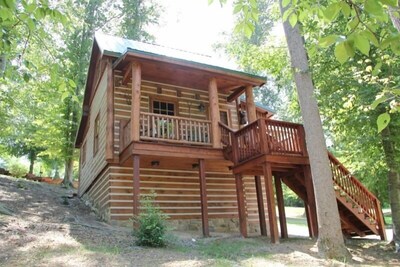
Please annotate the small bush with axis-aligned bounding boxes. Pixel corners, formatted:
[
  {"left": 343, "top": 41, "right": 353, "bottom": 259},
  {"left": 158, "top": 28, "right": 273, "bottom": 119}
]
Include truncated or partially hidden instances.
[
  {"left": 133, "top": 194, "right": 168, "bottom": 247},
  {"left": 8, "top": 161, "right": 27, "bottom": 178}
]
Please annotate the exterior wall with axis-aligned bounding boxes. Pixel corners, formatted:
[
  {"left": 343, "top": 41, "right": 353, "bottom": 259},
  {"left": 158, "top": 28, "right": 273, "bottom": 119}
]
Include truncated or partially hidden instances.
[{"left": 79, "top": 65, "right": 109, "bottom": 213}]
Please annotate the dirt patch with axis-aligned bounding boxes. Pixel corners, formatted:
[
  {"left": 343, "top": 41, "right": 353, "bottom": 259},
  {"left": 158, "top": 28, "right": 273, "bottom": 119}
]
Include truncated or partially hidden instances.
[{"left": 0, "top": 175, "right": 398, "bottom": 266}]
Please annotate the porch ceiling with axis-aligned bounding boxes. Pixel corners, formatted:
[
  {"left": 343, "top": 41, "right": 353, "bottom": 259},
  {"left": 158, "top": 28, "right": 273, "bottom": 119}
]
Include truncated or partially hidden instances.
[{"left": 113, "top": 52, "right": 265, "bottom": 93}]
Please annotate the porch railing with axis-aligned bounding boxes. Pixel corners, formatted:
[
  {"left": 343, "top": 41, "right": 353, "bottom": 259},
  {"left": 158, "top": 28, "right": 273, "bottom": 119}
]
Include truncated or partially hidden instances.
[{"left": 139, "top": 112, "right": 212, "bottom": 145}]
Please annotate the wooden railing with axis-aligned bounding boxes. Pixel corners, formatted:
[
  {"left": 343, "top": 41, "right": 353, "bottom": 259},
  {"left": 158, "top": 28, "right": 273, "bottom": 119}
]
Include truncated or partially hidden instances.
[
  {"left": 218, "top": 122, "right": 233, "bottom": 147},
  {"left": 328, "top": 152, "right": 386, "bottom": 239},
  {"left": 119, "top": 119, "right": 131, "bottom": 152},
  {"left": 219, "top": 118, "right": 307, "bottom": 164},
  {"left": 139, "top": 112, "right": 212, "bottom": 145},
  {"left": 264, "top": 119, "right": 306, "bottom": 156}
]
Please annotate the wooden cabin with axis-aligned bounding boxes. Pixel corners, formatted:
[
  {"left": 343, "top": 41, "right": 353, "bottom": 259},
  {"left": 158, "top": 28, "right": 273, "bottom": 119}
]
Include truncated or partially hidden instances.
[{"left": 75, "top": 32, "right": 386, "bottom": 243}]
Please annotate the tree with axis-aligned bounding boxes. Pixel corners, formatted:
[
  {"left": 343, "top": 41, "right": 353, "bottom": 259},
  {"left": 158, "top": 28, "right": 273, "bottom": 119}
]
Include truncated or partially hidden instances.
[{"left": 278, "top": 1, "right": 351, "bottom": 259}]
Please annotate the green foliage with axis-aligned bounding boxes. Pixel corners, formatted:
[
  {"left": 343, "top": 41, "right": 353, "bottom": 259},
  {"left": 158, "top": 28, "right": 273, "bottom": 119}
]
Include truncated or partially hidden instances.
[
  {"left": 283, "top": 184, "right": 304, "bottom": 207},
  {"left": 133, "top": 194, "right": 168, "bottom": 247},
  {"left": 8, "top": 160, "right": 27, "bottom": 178}
]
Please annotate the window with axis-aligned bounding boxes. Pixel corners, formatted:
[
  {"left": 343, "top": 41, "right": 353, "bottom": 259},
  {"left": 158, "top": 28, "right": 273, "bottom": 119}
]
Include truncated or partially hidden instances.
[
  {"left": 152, "top": 100, "right": 175, "bottom": 116},
  {"left": 220, "top": 110, "right": 229, "bottom": 126},
  {"left": 93, "top": 114, "right": 100, "bottom": 155},
  {"left": 81, "top": 142, "right": 86, "bottom": 165}
]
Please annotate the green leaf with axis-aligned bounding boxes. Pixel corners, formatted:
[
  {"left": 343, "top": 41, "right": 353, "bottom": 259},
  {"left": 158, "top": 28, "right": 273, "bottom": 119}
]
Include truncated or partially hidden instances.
[
  {"left": 371, "top": 95, "right": 387, "bottom": 109},
  {"left": 289, "top": 13, "right": 298, "bottom": 27},
  {"left": 340, "top": 2, "right": 351, "bottom": 17},
  {"left": 61, "top": 91, "right": 69, "bottom": 101},
  {"left": 282, "top": 8, "right": 292, "bottom": 21},
  {"left": 319, "top": 35, "right": 339, "bottom": 48},
  {"left": 362, "top": 31, "right": 379, "bottom": 47},
  {"left": 365, "top": 0, "right": 384, "bottom": 17},
  {"left": 344, "top": 40, "right": 355, "bottom": 57},
  {"left": 334, "top": 42, "right": 349, "bottom": 64},
  {"left": 68, "top": 79, "right": 76, "bottom": 88},
  {"left": 233, "top": 4, "right": 242, "bottom": 14},
  {"left": 377, "top": 112, "right": 390, "bottom": 133},
  {"left": 323, "top": 3, "right": 341, "bottom": 22},
  {"left": 354, "top": 35, "right": 370, "bottom": 55},
  {"left": 379, "top": 0, "right": 397, "bottom": 6},
  {"left": 282, "top": 0, "right": 291, "bottom": 8}
]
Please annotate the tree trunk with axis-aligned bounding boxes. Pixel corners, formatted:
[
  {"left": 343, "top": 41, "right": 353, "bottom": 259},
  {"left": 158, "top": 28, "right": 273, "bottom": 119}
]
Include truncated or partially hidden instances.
[
  {"left": 63, "top": 158, "right": 74, "bottom": 187},
  {"left": 389, "top": 1, "right": 400, "bottom": 32},
  {"left": 28, "top": 149, "right": 36, "bottom": 174},
  {"left": 381, "top": 125, "right": 400, "bottom": 248},
  {"left": 279, "top": 0, "right": 350, "bottom": 259}
]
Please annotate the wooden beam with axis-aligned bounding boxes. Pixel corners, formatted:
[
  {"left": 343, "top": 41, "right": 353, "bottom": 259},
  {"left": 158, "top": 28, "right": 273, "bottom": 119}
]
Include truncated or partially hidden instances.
[
  {"left": 227, "top": 86, "right": 246, "bottom": 102},
  {"left": 208, "top": 78, "right": 221, "bottom": 148},
  {"left": 274, "top": 176, "right": 288, "bottom": 238},
  {"left": 255, "top": 175, "right": 267, "bottom": 236},
  {"left": 106, "top": 58, "right": 115, "bottom": 161},
  {"left": 245, "top": 85, "right": 257, "bottom": 122},
  {"left": 263, "top": 163, "right": 279, "bottom": 244},
  {"left": 302, "top": 165, "right": 318, "bottom": 237},
  {"left": 133, "top": 154, "right": 140, "bottom": 228},
  {"left": 235, "top": 174, "right": 248, "bottom": 237},
  {"left": 122, "top": 62, "right": 133, "bottom": 85},
  {"left": 131, "top": 62, "right": 141, "bottom": 142},
  {"left": 198, "top": 159, "right": 210, "bottom": 237}
]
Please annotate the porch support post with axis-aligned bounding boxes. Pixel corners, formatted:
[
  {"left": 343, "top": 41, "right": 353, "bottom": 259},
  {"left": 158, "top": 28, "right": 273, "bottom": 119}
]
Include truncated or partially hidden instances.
[
  {"left": 235, "top": 174, "right": 248, "bottom": 237},
  {"left": 255, "top": 175, "right": 267, "bottom": 236},
  {"left": 263, "top": 163, "right": 279, "bottom": 243},
  {"left": 133, "top": 154, "right": 140, "bottom": 228},
  {"left": 274, "top": 176, "right": 288, "bottom": 238},
  {"left": 245, "top": 85, "right": 257, "bottom": 122},
  {"left": 198, "top": 159, "right": 209, "bottom": 237},
  {"left": 303, "top": 165, "right": 318, "bottom": 237},
  {"left": 106, "top": 58, "right": 115, "bottom": 161},
  {"left": 208, "top": 78, "right": 221, "bottom": 148},
  {"left": 131, "top": 62, "right": 141, "bottom": 142}
]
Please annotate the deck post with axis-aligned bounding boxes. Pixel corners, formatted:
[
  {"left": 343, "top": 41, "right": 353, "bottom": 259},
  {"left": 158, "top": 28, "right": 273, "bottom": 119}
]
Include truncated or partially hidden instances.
[
  {"left": 255, "top": 175, "right": 267, "bottom": 236},
  {"left": 302, "top": 165, "right": 318, "bottom": 237},
  {"left": 274, "top": 176, "right": 288, "bottom": 238},
  {"left": 208, "top": 78, "right": 221, "bottom": 148},
  {"left": 131, "top": 62, "right": 141, "bottom": 142},
  {"left": 263, "top": 163, "right": 279, "bottom": 243},
  {"left": 198, "top": 159, "right": 209, "bottom": 237},
  {"left": 245, "top": 85, "right": 257, "bottom": 122},
  {"left": 106, "top": 58, "right": 115, "bottom": 161},
  {"left": 133, "top": 154, "right": 140, "bottom": 228},
  {"left": 235, "top": 174, "right": 248, "bottom": 237}
]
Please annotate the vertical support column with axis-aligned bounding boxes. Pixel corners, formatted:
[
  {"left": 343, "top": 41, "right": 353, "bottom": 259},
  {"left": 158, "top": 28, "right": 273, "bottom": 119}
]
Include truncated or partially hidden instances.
[
  {"left": 208, "top": 78, "right": 221, "bottom": 148},
  {"left": 245, "top": 85, "right": 257, "bottom": 123},
  {"left": 274, "top": 176, "right": 288, "bottom": 238},
  {"left": 198, "top": 159, "right": 209, "bottom": 237},
  {"left": 133, "top": 154, "right": 140, "bottom": 227},
  {"left": 106, "top": 58, "right": 115, "bottom": 161},
  {"left": 131, "top": 62, "right": 141, "bottom": 142},
  {"left": 263, "top": 163, "right": 279, "bottom": 243},
  {"left": 255, "top": 175, "right": 267, "bottom": 236},
  {"left": 302, "top": 165, "right": 318, "bottom": 237},
  {"left": 235, "top": 174, "right": 247, "bottom": 237}
]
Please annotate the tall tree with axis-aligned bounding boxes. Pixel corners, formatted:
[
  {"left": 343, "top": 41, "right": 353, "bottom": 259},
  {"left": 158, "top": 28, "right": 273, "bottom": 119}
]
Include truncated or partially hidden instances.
[{"left": 278, "top": 1, "right": 350, "bottom": 259}]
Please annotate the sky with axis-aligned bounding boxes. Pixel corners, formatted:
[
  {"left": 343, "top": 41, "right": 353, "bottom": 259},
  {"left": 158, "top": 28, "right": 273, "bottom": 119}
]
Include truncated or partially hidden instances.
[{"left": 147, "top": 0, "right": 235, "bottom": 56}]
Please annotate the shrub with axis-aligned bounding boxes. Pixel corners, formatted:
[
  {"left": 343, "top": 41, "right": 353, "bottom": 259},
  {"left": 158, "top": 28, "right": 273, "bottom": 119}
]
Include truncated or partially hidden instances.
[
  {"left": 133, "top": 194, "right": 168, "bottom": 247},
  {"left": 8, "top": 161, "right": 27, "bottom": 178}
]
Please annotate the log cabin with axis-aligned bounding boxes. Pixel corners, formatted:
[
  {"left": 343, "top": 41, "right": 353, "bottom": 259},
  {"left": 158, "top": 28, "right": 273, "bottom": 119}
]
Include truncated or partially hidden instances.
[{"left": 75, "top": 32, "right": 386, "bottom": 243}]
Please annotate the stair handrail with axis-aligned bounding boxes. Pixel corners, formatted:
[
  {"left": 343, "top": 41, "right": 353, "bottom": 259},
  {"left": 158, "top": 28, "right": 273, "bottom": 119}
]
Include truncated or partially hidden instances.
[
  {"left": 328, "top": 151, "right": 386, "bottom": 239},
  {"left": 218, "top": 122, "right": 235, "bottom": 147}
]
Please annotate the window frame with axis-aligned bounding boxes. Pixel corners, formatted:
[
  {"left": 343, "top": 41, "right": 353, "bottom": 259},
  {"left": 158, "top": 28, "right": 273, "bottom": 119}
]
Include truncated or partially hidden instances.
[
  {"left": 93, "top": 113, "right": 100, "bottom": 156},
  {"left": 150, "top": 96, "right": 178, "bottom": 116}
]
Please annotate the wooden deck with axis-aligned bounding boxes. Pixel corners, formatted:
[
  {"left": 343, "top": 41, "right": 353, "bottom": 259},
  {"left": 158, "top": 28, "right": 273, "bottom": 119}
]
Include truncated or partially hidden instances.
[{"left": 118, "top": 116, "right": 386, "bottom": 243}]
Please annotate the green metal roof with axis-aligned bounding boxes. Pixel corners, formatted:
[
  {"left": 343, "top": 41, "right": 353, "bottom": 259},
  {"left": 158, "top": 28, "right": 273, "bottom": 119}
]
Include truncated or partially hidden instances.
[{"left": 95, "top": 32, "right": 266, "bottom": 81}]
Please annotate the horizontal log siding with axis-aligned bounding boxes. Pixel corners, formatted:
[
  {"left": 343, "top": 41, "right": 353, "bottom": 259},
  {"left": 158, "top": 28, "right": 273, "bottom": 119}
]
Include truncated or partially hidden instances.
[
  {"left": 107, "top": 166, "right": 266, "bottom": 231},
  {"left": 113, "top": 71, "right": 239, "bottom": 155},
  {"left": 85, "top": 167, "right": 111, "bottom": 220},
  {"left": 243, "top": 176, "right": 270, "bottom": 234},
  {"left": 79, "top": 68, "right": 109, "bottom": 196}
]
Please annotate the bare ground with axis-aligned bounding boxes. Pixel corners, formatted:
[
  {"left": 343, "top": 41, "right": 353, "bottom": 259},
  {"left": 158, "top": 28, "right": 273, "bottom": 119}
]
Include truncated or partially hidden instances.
[{"left": 0, "top": 175, "right": 399, "bottom": 267}]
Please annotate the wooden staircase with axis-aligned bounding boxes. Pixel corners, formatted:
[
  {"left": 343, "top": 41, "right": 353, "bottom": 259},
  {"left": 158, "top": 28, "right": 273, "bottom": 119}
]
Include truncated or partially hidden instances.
[{"left": 219, "top": 119, "right": 386, "bottom": 240}]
